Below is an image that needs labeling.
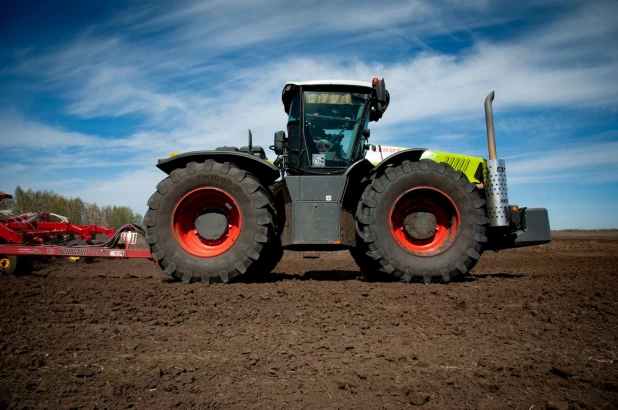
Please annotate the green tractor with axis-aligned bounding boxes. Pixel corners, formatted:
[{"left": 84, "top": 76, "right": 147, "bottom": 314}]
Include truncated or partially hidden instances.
[{"left": 145, "top": 79, "right": 550, "bottom": 284}]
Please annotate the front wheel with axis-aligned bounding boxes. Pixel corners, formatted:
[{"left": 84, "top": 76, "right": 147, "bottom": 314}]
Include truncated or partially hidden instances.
[
  {"left": 144, "top": 160, "right": 275, "bottom": 283},
  {"left": 355, "top": 159, "right": 488, "bottom": 283}
]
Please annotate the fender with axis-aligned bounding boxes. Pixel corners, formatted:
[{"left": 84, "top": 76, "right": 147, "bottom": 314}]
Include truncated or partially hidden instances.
[
  {"left": 156, "top": 150, "right": 280, "bottom": 184},
  {"left": 369, "top": 148, "right": 484, "bottom": 184},
  {"left": 371, "top": 148, "right": 427, "bottom": 176},
  {"left": 340, "top": 158, "right": 375, "bottom": 212}
]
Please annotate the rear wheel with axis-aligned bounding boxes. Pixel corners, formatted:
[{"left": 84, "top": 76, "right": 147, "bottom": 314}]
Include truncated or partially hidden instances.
[
  {"left": 144, "top": 160, "right": 275, "bottom": 283},
  {"left": 355, "top": 159, "right": 488, "bottom": 283}
]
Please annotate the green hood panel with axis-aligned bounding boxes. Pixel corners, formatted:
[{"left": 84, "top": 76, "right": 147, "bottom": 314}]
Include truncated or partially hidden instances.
[
  {"left": 367, "top": 148, "right": 484, "bottom": 184},
  {"left": 421, "top": 150, "right": 485, "bottom": 184}
]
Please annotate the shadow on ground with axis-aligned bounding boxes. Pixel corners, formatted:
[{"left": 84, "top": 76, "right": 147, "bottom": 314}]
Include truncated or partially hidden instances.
[
  {"left": 471, "top": 272, "right": 525, "bottom": 280},
  {"left": 230, "top": 270, "right": 526, "bottom": 284},
  {"left": 235, "top": 270, "right": 362, "bottom": 283}
]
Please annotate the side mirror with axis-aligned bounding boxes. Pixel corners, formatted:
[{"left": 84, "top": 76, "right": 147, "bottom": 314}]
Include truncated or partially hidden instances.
[
  {"left": 362, "top": 128, "right": 370, "bottom": 139},
  {"left": 371, "top": 79, "right": 389, "bottom": 121},
  {"left": 374, "top": 79, "right": 387, "bottom": 106},
  {"left": 273, "top": 131, "right": 286, "bottom": 155}
]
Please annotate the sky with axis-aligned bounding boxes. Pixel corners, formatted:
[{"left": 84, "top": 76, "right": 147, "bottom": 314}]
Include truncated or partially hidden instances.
[{"left": 0, "top": 0, "right": 617, "bottom": 230}]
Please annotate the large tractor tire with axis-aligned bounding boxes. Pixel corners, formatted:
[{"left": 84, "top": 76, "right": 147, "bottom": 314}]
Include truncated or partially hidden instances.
[
  {"left": 251, "top": 234, "right": 284, "bottom": 274},
  {"left": 144, "top": 160, "right": 276, "bottom": 283},
  {"left": 349, "top": 199, "right": 387, "bottom": 280},
  {"left": 355, "top": 159, "right": 488, "bottom": 283}
]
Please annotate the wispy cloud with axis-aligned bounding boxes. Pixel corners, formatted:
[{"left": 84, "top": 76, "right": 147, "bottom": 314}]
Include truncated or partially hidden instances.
[
  {"left": 8, "top": 1, "right": 616, "bottom": 143},
  {"left": 508, "top": 140, "right": 618, "bottom": 184},
  {"left": 0, "top": 111, "right": 100, "bottom": 148},
  {"left": 60, "top": 167, "right": 164, "bottom": 213},
  {"left": 65, "top": 66, "right": 188, "bottom": 120}
]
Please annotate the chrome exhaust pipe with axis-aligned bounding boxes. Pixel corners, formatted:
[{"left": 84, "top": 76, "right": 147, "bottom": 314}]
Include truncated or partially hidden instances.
[
  {"left": 483, "top": 91, "right": 509, "bottom": 227},
  {"left": 484, "top": 92, "right": 497, "bottom": 160}
]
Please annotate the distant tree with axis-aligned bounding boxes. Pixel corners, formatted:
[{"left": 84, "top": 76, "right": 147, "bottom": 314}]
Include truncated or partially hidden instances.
[
  {"left": 134, "top": 213, "right": 143, "bottom": 225},
  {"left": 66, "top": 198, "right": 85, "bottom": 224}
]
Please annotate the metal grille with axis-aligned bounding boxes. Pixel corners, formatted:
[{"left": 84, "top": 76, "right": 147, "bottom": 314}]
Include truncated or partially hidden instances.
[
  {"left": 485, "top": 159, "right": 509, "bottom": 227},
  {"left": 443, "top": 156, "right": 470, "bottom": 173}
]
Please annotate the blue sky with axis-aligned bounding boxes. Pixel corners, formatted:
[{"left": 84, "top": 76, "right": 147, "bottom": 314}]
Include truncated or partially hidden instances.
[{"left": 1, "top": 0, "right": 617, "bottom": 229}]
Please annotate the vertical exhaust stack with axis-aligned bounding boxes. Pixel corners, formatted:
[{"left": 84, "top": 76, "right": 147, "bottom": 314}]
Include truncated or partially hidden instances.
[{"left": 484, "top": 92, "right": 509, "bottom": 227}]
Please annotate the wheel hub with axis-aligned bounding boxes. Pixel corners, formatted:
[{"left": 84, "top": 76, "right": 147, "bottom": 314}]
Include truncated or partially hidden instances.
[
  {"left": 172, "top": 187, "right": 242, "bottom": 258},
  {"left": 389, "top": 186, "right": 460, "bottom": 257},
  {"left": 195, "top": 211, "right": 228, "bottom": 240},
  {"left": 404, "top": 211, "right": 437, "bottom": 240}
]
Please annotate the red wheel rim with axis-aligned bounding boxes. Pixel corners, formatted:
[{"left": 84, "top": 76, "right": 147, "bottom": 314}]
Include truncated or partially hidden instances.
[
  {"left": 389, "top": 186, "right": 460, "bottom": 256},
  {"left": 172, "top": 188, "right": 242, "bottom": 257}
]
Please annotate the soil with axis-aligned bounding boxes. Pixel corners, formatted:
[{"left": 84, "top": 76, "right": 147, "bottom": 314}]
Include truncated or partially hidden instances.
[{"left": 1, "top": 231, "right": 617, "bottom": 409}]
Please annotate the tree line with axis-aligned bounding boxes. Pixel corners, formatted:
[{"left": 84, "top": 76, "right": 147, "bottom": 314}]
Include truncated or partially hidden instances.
[{"left": 0, "top": 187, "right": 143, "bottom": 228}]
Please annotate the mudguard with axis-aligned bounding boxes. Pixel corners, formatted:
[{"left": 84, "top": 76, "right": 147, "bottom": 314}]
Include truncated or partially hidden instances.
[
  {"left": 370, "top": 148, "right": 427, "bottom": 176},
  {"left": 366, "top": 147, "right": 484, "bottom": 184},
  {"left": 156, "top": 150, "right": 280, "bottom": 184}
]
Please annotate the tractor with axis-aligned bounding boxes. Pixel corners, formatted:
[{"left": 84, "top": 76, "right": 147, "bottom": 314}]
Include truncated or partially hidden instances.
[{"left": 145, "top": 79, "right": 551, "bottom": 284}]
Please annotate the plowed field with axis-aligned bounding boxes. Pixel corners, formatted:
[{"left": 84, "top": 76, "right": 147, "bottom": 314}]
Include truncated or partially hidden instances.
[{"left": 1, "top": 231, "right": 617, "bottom": 409}]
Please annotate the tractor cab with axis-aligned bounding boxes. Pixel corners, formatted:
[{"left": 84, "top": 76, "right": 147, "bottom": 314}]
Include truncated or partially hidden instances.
[{"left": 276, "top": 79, "right": 389, "bottom": 175}]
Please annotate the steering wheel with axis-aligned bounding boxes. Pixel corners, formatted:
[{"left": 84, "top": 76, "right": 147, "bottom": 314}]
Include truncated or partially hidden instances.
[{"left": 315, "top": 140, "right": 331, "bottom": 152}]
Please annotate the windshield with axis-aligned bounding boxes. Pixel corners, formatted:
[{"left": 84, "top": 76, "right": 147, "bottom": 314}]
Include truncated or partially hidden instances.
[{"left": 303, "top": 91, "right": 369, "bottom": 167}]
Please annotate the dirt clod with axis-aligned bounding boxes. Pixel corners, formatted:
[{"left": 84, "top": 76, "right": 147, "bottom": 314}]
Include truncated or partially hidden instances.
[
  {"left": 407, "top": 391, "right": 430, "bottom": 406},
  {"left": 74, "top": 366, "right": 95, "bottom": 378}
]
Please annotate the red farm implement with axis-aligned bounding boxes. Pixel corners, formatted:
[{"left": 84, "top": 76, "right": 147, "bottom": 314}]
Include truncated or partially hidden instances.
[{"left": 0, "top": 193, "right": 152, "bottom": 275}]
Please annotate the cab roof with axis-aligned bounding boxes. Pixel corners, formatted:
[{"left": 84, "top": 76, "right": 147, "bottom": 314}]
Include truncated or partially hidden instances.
[
  {"left": 281, "top": 80, "right": 375, "bottom": 114},
  {"left": 284, "top": 80, "right": 373, "bottom": 90}
]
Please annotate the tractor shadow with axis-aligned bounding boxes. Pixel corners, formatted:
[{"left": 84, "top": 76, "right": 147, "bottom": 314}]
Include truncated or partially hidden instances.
[
  {"left": 465, "top": 272, "right": 525, "bottom": 281},
  {"left": 236, "top": 270, "right": 362, "bottom": 284},
  {"left": 235, "top": 269, "right": 415, "bottom": 284},
  {"left": 236, "top": 270, "right": 524, "bottom": 284}
]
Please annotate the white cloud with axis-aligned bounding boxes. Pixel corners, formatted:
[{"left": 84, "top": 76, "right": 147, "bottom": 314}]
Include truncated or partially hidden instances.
[
  {"left": 0, "top": 111, "right": 101, "bottom": 148},
  {"left": 62, "top": 167, "right": 164, "bottom": 213},
  {"left": 65, "top": 66, "right": 188, "bottom": 120}
]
